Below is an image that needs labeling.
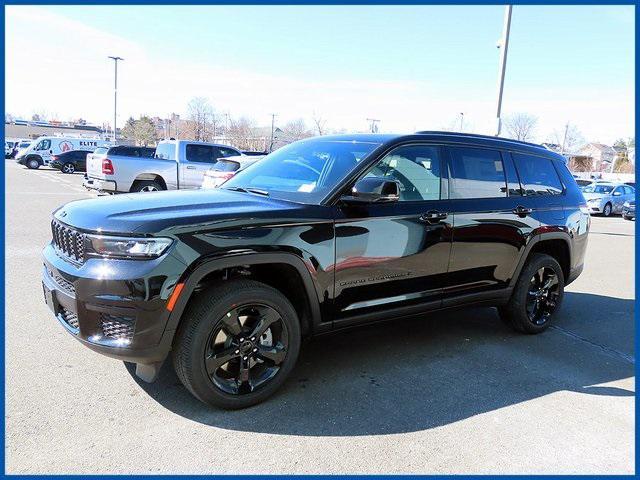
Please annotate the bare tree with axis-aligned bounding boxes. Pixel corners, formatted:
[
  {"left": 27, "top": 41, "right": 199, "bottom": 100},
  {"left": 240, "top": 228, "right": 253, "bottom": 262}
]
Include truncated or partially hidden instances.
[
  {"left": 281, "top": 119, "right": 313, "bottom": 142},
  {"left": 548, "top": 123, "right": 585, "bottom": 154},
  {"left": 227, "top": 117, "right": 261, "bottom": 151},
  {"left": 187, "top": 97, "right": 214, "bottom": 141},
  {"left": 312, "top": 112, "right": 327, "bottom": 136},
  {"left": 504, "top": 113, "right": 538, "bottom": 141}
]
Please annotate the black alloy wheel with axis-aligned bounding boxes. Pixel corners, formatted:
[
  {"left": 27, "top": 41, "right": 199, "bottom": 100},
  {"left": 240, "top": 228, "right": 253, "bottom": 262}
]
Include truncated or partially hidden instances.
[
  {"left": 205, "top": 304, "right": 288, "bottom": 395},
  {"left": 172, "top": 279, "right": 301, "bottom": 409},
  {"left": 498, "top": 253, "right": 565, "bottom": 334},
  {"left": 525, "top": 267, "right": 560, "bottom": 326}
]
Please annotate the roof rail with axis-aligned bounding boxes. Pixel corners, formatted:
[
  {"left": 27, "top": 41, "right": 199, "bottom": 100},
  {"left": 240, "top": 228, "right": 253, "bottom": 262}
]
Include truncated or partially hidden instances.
[{"left": 414, "top": 130, "right": 544, "bottom": 149}]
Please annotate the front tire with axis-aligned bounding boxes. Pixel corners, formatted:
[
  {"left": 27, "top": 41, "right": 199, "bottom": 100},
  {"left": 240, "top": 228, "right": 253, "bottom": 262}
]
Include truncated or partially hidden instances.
[
  {"left": 602, "top": 202, "right": 612, "bottom": 217},
  {"left": 499, "top": 253, "right": 564, "bottom": 334},
  {"left": 26, "top": 158, "right": 40, "bottom": 169},
  {"left": 172, "top": 279, "right": 301, "bottom": 409}
]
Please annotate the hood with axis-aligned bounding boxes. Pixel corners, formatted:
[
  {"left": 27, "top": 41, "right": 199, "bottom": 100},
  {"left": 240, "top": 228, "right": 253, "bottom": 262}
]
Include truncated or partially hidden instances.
[
  {"left": 582, "top": 192, "right": 608, "bottom": 201},
  {"left": 53, "top": 188, "right": 313, "bottom": 235}
]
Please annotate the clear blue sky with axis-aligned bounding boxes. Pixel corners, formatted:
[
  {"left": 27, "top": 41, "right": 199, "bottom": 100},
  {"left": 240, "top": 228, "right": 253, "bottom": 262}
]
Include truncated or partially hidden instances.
[{"left": 6, "top": 5, "right": 635, "bottom": 143}]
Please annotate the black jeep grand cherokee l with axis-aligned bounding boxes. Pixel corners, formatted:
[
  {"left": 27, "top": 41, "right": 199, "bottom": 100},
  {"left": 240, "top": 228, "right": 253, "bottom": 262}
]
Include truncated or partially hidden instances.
[{"left": 42, "top": 132, "right": 589, "bottom": 409}]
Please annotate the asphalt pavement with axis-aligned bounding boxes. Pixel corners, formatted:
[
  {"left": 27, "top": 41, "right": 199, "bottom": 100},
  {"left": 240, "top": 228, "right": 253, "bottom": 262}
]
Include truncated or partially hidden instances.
[{"left": 5, "top": 160, "right": 635, "bottom": 474}]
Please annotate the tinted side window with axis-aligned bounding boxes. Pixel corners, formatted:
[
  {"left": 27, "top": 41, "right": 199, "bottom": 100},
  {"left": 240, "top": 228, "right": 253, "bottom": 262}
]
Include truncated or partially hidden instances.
[
  {"left": 155, "top": 143, "right": 175, "bottom": 160},
  {"left": 364, "top": 145, "right": 441, "bottom": 201},
  {"left": 513, "top": 153, "right": 564, "bottom": 196},
  {"left": 141, "top": 147, "right": 156, "bottom": 158},
  {"left": 448, "top": 147, "right": 506, "bottom": 199},
  {"left": 186, "top": 144, "right": 216, "bottom": 163},
  {"left": 218, "top": 147, "right": 240, "bottom": 158}
]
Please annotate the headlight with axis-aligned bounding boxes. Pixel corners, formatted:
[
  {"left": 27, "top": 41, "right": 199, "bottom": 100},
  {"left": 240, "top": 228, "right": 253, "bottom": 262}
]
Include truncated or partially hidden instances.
[
  {"left": 85, "top": 235, "right": 173, "bottom": 259},
  {"left": 587, "top": 198, "right": 600, "bottom": 204}
]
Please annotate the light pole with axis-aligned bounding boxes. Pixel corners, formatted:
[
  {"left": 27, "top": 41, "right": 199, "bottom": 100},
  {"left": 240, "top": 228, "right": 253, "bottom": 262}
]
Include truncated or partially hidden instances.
[
  {"left": 108, "top": 56, "right": 124, "bottom": 141},
  {"left": 366, "top": 118, "right": 380, "bottom": 133},
  {"left": 494, "top": 5, "right": 512, "bottom": 136},
  {"left": 459, "top": 112, "right": 465, "bottom": 131},
  {"left": 269, "top": 113, "right": 277, "bottom": 152}
]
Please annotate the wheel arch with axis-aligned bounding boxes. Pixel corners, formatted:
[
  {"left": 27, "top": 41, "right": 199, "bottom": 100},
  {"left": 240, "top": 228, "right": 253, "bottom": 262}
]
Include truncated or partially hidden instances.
[
  {"left": 510, "top": 232, "right": 572, "bottom": 288},
  {"left": 165, "top": 253, "right": 323, "bottom": 339},
  {"left": 130, "top": 174, "right": 167, "bottom": 191}
]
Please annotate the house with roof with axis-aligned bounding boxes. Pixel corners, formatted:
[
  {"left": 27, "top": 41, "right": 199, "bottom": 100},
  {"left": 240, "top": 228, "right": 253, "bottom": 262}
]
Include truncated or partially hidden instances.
[{"left": 570, "top": 143, "right": 617, "bottom": 172}]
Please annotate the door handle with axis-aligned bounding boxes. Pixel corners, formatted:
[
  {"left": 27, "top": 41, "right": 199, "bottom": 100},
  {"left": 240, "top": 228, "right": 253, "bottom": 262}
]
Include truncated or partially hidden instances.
[
  {"left": 513, "top": 205, "right": 533, "bottom": 217},
  {"left": 420, "top": 210, "right": 448, "bottom": 223},
  {"left": 186, "top": 165, "right": 196, "bottom": 170}
]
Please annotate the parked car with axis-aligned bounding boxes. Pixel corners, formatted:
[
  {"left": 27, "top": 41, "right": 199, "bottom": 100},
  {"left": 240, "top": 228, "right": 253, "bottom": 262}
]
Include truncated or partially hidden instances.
[
  {"left": 5, "top": 141, "right": 14, "bottom": 158},
  {"left": 575, "top": 179, "right": 593, "bottom": 189},
  {"left": 49, "top": 149, "right": 94, "bottom": 174},
  {"left": 83, "top": 140, "right": 241, "bottom": 193},
  {"left": 16, "top": 136, "right": 112, "bottom": 169},
  {"left": 201, "top": 155, "right": 265, "bottom": 189},
  {"left": 582, "top": 182, "right": 635, "bottom": 216},
  {"left": 12, "top": 140, "right": 32, "bottom": 158},
  {"left": 42, "top": 132, "right": 589, "bottom": 409},
  {"left": 622, "top": 200, "right": 635, "bottom": 220}
]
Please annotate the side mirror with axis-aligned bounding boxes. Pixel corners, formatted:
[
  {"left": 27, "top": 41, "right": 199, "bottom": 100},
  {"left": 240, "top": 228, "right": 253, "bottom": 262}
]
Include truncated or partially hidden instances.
[{"left": 341, "top": 177, "right": 400, "bottom": 203}]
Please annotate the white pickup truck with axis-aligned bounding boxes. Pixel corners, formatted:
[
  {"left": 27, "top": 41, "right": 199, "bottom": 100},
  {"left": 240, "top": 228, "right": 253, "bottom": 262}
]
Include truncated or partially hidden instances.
[{"left": 83, "top": 140, "right": 246, "bottom": 193}]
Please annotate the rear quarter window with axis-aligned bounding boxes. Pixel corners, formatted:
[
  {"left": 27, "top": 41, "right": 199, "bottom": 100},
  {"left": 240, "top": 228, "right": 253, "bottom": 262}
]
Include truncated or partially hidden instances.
[
  {"left": 155, "top": 143, "right": 176, "bottom": 160},
  {"left": 448, "top": 147, "right": 507, "bottom": 199},
  {"left": 512, "top": 153, "right": 564, "bottom": 196},
  {"left": 212, "top": 159, "right": 240, "bottom": 172}
]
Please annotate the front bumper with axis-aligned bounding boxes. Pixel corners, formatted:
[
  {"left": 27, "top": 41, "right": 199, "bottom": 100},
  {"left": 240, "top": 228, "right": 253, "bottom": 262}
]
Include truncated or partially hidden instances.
[
  {"left": 42, "top": 243, "right": 187, "bottom": 364},
  {"left": 83, "top": 176, "right": 117, "bottom": 193},
  {"left": 49, "top": 161, "right": 62, "bottom": 170},
  {"left": 623, "top": 207, "right": 635, "bottom": 218}
]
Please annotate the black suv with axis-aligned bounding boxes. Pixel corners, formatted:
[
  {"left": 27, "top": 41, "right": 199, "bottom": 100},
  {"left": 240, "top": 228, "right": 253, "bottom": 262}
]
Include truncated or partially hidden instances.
[{"left": 42, "top": 132, "right": 589, "bottom": 409}]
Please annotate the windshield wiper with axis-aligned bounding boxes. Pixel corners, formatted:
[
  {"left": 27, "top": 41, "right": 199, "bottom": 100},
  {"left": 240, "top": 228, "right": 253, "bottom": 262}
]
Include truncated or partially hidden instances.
[
  {"left": 223, "top": 186, "right": 269, "bottom": 196},
  {"left": 246, "top": 188, "right": 269, "bottom": 196}
]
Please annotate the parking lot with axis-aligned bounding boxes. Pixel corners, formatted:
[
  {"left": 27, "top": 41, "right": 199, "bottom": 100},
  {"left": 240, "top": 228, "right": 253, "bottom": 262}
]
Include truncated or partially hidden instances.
[{"left": 5, "top": 159, "right": 634, "bottom": 474}]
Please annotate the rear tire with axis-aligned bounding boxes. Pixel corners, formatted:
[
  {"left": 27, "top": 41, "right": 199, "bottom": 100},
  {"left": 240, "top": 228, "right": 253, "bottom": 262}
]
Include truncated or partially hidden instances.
[
  {"left": 172, "top": 279, "right": 301, "bottom": 409},
  {"left": 62, "top": 162, "right": 75, "bottom": 174},
  {"left": 131, "top": 180, "right": 163, "bottom": 192},
  {"left": 499, "top": 253, "right": 564, "bottom": 334}
]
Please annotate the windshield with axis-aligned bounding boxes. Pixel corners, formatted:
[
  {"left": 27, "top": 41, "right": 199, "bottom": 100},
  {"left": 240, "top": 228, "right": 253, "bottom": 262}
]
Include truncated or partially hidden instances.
[
  {"left": 583, "top": 184, "right": 614, "bottom": 194},
  {"left": 223, "top": 139, "right": 380, "bottom": 203}
]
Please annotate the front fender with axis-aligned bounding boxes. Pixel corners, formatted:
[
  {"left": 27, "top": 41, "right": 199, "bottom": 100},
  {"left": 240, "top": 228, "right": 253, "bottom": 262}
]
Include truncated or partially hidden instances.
[{"left": 163, "top": 251, "right": 323, "bottom": 337}]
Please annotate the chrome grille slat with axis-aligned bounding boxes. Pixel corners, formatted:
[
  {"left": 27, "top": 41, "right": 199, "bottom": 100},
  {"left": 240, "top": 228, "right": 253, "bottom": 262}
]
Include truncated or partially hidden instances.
[
  {"left": 100, "top": 314, "right": 135, "bottom": 341},
  {"left": 51, "top": 219, "right": 85, "bottom": 263},
  {"left": 60, "top": 308, "right": 79, "bottom": 330}
]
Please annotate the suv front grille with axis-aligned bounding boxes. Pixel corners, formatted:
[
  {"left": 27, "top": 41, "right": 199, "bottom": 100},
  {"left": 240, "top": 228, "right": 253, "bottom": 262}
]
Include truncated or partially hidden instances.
[
  {"left": 51, "top": 220, "right": 85, "bottom": 263},
  {"left": 60, "top": 308, "right": 79, "bottom": 330},
  {"left": 100, "top": 314, "right": 135, "bottom": 342}
]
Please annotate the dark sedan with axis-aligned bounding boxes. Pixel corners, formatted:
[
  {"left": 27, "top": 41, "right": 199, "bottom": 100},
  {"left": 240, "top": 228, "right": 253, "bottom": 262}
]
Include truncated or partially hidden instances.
[{"left": 49, "top": 150, "right": 93, "bottom": 174}]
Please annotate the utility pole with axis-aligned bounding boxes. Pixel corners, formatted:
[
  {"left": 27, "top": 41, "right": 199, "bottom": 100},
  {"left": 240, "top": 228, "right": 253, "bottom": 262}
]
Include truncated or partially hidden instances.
[
  {"left": 459, "top": 112, "right": 465, "bottom": 131},
  {"left": 108, "top": 56, "right": 124, "bottom": 142},
  {"left": 366, "top": 118, "right": 380, "bottom": 133},
  {"left": 494, "top": 5, "right": 512, "bottom": 136},
  {"left": 560, "top": 122, "right": 569, "bottom": 156},
  {"left": 269, "top": 113, "right": 277, "bottom": 152}
]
